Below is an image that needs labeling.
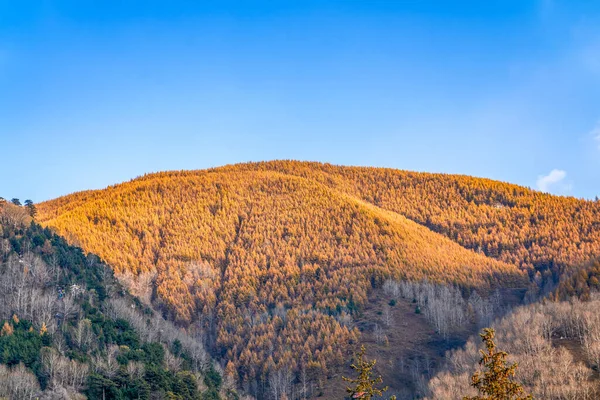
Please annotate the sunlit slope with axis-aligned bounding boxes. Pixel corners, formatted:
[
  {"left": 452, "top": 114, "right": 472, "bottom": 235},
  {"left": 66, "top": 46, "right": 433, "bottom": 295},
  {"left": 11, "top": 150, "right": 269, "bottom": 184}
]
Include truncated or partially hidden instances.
[
  {"left": 38, "top": 168, "right": 526, "bottom": 383},
  {"left": 39, "top": 170, "right": 524, "bottom": 308},
  {"left": 214, "top": 161, "right": 600, "bottom": 273}
]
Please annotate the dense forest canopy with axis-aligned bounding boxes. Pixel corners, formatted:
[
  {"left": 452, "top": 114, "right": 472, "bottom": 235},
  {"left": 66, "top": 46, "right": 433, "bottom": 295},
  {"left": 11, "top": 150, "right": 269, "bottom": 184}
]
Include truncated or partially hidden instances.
[
  {"left": 42, "top": 160, "right": 600, "bottom": 277},
  {"left": 36, "top": 161, "right": 575, "bottom": 392},
  {"left": 216, "top": 161, "right": 600, "bottom": 275},
  {"left": 33, "top": 161, "right": 600, "bottom": 396}
]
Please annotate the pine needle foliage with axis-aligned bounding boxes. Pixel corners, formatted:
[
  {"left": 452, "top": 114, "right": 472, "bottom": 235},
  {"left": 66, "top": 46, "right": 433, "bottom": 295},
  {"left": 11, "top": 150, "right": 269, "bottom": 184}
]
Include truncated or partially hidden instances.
[
  {"left": 343, "top": 345, "right": 395, "bottom": 400},
  {"left": 464, "top": 328, "right": 533, "bottom": 400}
]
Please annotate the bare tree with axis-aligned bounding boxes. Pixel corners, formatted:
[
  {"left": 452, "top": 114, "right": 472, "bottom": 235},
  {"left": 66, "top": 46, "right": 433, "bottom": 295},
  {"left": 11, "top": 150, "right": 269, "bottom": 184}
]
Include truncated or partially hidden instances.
[
  {"left": 382, "top": 305, "right": 393, "bottom": 327},
  {"left": 1, "top": 239, "right": 10, "bottom": 257},
  {"left": 117, "top": 269, "right": 156, "bottom": 305},
  {"left": 127, "top": 361, "right": 146, "bottom": 380},
  {"left": 92, "top": 345, "right": 120, "bottom": 379},
  {"left": 0, "top": 203, "right": 30, "bottom": 227},
  {"left": 73, "top": 319, "right": 95, "bottom": 352},
  {"left": 426, "top": 296, "right": 600, "bottom": 400},
  {"left": 33, "top": 293, "right": 57, "bottom": 333},
  {"left": 165, "top": 348, "right": 183, "bottom": 371},
  {"left": 269, "top": 367, "right": 293, "bottom": 400},
  {"left": 41, "top": 347, "right": 62, "bottom": 387},
  {"left": 58, "top": 292, "right": 80, "bottom": 330},
  {"left": 299, "top": 363, "right": 310, "bottom": 399},
  {"left": 0, "top": 363, "right": 41, "bottom": 400},
  {"left": 374, "top": 323, "right": 387, "bottom": 345}
]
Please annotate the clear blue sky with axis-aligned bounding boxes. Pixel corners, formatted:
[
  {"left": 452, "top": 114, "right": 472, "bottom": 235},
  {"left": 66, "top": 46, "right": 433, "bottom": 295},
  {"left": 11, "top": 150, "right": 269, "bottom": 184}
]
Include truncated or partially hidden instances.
[{"left": 1, "top": 1, "right": 599, "bottom": 202}]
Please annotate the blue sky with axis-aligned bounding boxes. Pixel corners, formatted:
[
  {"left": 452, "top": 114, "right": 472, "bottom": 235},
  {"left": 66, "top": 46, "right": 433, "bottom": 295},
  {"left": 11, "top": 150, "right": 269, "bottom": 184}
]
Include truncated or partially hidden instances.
[{"left": 1, "top": 1, "right": 599, "bottom": 202}]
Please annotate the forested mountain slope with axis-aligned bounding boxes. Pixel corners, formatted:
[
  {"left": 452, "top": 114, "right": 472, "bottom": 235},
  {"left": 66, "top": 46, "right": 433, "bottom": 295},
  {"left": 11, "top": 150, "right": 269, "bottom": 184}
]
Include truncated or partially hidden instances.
[
  {"left": 0, "top": 201, "right": 226, "bottom": 399},
  {"left": 43, "top": 160, "right": 600, "bottom": 281},
  {"left": 37, "top": 165, "right": 528, "bottom": 393},
  {"left": 215, "top": 161, "right": 600, "bottom": 279},
  {"left": 554, "top": 259, "right": 600, "bottom": 300}
]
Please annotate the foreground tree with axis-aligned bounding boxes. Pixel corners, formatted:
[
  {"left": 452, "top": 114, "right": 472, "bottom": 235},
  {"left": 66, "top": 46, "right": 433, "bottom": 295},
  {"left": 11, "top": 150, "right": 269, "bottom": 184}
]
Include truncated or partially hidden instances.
[
  {"left": 464, "top": 328, "right": 532, "bottom": 400},
  {"left": 343, "top": 345, "right": 396, "bottom": 400}
]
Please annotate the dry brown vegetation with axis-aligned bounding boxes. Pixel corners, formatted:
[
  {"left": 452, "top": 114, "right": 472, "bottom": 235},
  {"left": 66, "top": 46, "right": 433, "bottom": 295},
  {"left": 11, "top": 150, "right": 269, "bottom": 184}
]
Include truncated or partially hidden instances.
[
  {"left": 427, "top": 296, "right": 600, "bottom": 399},
  {"left": 37, "top": 162, "right": 533, "bottom": 391},
  {"left": 322, "top": 287, "right": 473, "bottom": 400}
]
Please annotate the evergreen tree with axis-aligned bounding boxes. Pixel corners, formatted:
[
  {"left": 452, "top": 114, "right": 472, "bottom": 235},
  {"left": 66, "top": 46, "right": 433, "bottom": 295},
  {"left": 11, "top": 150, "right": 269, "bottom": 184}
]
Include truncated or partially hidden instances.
[
  {"left": 464, "top": 328, "right": 532, "bottom": 400},
  {"left": 342, "top": 345, "right": 395, "bottom": 400},
  {"left": 24, "top": 199, "right": 37, "bottom": 218}
]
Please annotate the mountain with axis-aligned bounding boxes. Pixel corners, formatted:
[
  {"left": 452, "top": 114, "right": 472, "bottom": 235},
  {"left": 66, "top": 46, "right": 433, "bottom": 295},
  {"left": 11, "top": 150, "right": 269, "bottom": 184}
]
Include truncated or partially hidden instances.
[
  {"left": 35, "top": 161, "right": 600, "bottom": 396},
  {"left": 0, "top": 201, "right": 226, "bottom": 399},
  {"left": 35, "top": 162, "right": 535, "bottom": 392}
]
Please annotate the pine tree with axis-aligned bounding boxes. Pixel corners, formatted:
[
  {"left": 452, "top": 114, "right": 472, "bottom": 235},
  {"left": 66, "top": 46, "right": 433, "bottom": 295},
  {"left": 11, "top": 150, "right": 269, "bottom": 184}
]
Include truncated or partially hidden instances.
[
  {"left": 464, "top": 328, "right": 533, "bottom": 400},
  {"left": 24, "top": 199, "right": 37, "bottom": 218},
  {"left": 343, "top": 345, "right": 396, "bottom": 400}
]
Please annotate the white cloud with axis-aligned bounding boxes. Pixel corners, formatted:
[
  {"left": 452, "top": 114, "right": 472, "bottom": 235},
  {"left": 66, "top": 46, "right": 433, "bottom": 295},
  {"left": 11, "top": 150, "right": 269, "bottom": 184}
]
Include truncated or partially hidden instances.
[{"left": 537, "top": 169, "right": 568, "bottom": 193}]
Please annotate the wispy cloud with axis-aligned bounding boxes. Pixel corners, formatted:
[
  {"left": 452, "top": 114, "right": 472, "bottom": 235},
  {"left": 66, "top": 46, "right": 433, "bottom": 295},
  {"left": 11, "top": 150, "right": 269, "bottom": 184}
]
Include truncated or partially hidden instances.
[{"left": 537, "top": 169, "right": 570, "bottom": 193}]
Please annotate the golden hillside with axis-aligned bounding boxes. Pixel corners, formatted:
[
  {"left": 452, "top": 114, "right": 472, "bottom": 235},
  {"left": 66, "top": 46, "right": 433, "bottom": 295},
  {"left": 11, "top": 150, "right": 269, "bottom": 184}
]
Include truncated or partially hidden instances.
[
  {"left": 38, "top": 165, "right": 527, "bottom": 385},
  {"left": 216, "top": 161, "right": 600, "bottom": 275}
]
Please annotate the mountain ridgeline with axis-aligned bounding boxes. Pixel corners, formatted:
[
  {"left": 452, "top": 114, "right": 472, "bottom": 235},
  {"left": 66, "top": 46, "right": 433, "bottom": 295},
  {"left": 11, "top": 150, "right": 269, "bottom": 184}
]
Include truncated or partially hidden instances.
[{"left": 35, "top": 161, "right": 600, "bottom": 395}]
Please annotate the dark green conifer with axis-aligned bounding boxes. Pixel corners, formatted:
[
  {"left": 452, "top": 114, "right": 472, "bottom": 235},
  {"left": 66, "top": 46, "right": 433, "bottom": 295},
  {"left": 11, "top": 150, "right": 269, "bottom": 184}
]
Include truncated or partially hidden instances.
[
  {"left": 464, "top": 328, "right": 533, "bottom": 400},
  {"left": 343, "top": 345, "right": 396, "bottom": 400}
]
